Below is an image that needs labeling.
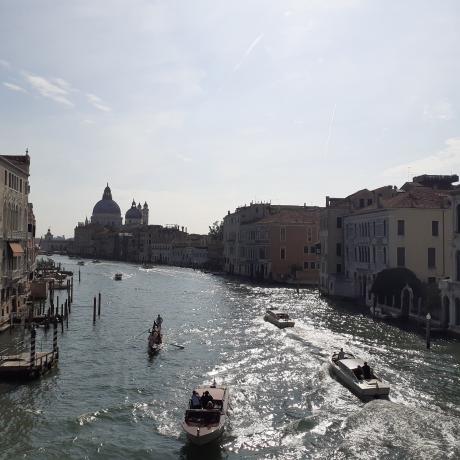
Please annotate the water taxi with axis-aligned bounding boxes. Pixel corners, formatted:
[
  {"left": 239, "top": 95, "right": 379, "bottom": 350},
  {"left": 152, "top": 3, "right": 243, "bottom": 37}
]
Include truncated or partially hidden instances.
[
  {"left": 77, "top": 261, "right": 85, "bottom": 266},
  {"left": 329, "top": 351, "right": 390, "bottom": 399},
  {"left": 182, "top": 381, "right": 229, "bottom": 446},
  {"left": 114, "top": 273, "right": 122, "bottom": 281},
  {"left": 264, "top": 310, "right": 295, "bottom": 328}
]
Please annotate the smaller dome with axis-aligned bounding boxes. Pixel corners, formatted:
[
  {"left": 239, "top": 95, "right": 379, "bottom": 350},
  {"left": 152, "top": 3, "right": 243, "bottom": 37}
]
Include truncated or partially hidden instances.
[{"left": 126, "top": 206, "right": 142, "bottom": 219}]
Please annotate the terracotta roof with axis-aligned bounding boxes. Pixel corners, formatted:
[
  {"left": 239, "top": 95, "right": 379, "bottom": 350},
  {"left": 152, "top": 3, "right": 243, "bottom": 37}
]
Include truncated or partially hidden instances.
[
  {"left": 380, "top": 187, "right": 449, "bottom": 209},
  {"left": 257, "top": 209, "right": 320, "bottom": 225}
]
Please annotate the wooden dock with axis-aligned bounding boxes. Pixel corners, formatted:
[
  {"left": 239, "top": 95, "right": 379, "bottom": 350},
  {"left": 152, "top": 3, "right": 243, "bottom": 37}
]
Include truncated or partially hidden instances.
[{"left": 0, "top": 350, "right": 58, "bottom": 380}]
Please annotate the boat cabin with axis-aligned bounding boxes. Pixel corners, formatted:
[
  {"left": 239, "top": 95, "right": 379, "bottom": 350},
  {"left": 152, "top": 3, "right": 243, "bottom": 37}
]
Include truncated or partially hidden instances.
[
  {"left": 337, "top": 358, "right": 375, "bottom": 380},
  {"left": 268, "top": 310, "right": 290, "bottom": 320},
  {"left": 185, "top": 410, "right": 221, "bottom": 427}
]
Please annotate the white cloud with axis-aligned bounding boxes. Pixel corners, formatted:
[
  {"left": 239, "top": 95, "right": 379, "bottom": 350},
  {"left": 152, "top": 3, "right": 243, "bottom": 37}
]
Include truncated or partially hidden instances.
[
  {"left": 87, "top": 93, "right": 111, "bottom": 112},
  {"left": 383, "top": 138, "right": 460, "bottom": 180},
  {"left": 24, "top": 73, "right": 74, "bottom": 107},
  {"left": 3, "top": 82, "right": 27, "bottom": 93},
  {"left": 233, "top": 33, "right": 264, "bottom": 72},
  {"left": 423, "top": 100, "right": 454, "bottom": 121}
]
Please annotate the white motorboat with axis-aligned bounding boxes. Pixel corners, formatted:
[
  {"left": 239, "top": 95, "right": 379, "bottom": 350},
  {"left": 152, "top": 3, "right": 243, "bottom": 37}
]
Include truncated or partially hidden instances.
[
  {"left": 329, "top": 351, "right": 390, "bottom": 399},
  {"left": 182, "top": 381, "right": 229, "bottom": 446},
  {"left": 264, "top": 310, "right": 295, "bottom": 328}
]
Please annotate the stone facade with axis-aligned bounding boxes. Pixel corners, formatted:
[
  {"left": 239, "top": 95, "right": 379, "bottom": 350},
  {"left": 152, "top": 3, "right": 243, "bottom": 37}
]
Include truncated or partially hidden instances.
[
  {"left": 223, "top": 203, "right": 321, "bottom": 284},
  {"left": 0, "top": 153, "right": 36, "bottom": 329}
]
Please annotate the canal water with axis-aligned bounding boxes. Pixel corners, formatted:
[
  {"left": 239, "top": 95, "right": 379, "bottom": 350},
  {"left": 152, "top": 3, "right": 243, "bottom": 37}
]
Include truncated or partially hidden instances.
[{"left": 0, "top": 255, "right": 459, "bottom": 459}]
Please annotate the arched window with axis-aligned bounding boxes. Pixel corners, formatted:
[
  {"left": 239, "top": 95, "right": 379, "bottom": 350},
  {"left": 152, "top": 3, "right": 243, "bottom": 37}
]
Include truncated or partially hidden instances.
[
  {"left": 457, "top": 251, "right": 460, "bottom": 282},
  {"left": 455, "top": 298, "right": 460, "bottom": 326}
]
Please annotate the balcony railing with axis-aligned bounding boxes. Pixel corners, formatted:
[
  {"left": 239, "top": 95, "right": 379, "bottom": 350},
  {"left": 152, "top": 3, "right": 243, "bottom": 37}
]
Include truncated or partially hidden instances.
[{"left": 4, "top": 230, "right": 27, "bottom": 241}]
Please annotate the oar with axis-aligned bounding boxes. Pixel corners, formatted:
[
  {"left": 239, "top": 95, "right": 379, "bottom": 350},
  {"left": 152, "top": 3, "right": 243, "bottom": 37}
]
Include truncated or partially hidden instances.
[
  {"left": 125, "top": 328, "right": 150, "bottom": 342},
  {"left": 166, "top": 342, "right": 185, "bottom": 349}
]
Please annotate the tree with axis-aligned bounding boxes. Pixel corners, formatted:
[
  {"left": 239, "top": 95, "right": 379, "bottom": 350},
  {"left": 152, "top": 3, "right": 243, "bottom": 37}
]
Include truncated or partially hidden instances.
[{"left": 208, "top": 220, "right": 223, "bottom": 240}]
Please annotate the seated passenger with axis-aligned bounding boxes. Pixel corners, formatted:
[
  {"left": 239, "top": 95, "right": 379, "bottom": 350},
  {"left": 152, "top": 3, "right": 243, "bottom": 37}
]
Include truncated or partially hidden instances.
[
  {"left": 191, "top": 391, "right": 201, "bottom": 409},
  {"left": 355, "top": 365, "right": 363, "bottom": 380},
  {"left": 201, "top": 390, "right": 214, "bottom": 408},
  {"left": 206, "top": 401, "right": 214, "bottom": 409},
  {"left": 338, "top": 348, "right": 345, "bottom": 360},
  {"left": 362, "top": 362, "right": 372, "bottom": 379}
]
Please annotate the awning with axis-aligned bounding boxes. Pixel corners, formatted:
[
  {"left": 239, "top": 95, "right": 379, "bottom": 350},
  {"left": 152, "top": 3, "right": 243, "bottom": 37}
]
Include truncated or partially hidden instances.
[{"left": 9, "top": 242, "right": 24, "bottom": 256}]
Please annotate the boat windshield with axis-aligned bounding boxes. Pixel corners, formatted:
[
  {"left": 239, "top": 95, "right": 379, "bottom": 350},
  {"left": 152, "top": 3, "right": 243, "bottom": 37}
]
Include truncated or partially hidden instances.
[
  {"left": 185, "top": 410, "right": 220, "bottom": 426},
  {"left": 276, "top": 313, "right": 290, "bottom": 320}
]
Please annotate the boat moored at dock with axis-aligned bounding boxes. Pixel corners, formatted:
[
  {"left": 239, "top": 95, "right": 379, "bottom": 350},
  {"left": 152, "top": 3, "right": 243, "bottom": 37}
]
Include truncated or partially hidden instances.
[
  {"left": 329, "top": 351, "right": 390, "bottom": 399},
  {"left": 182, "top": 381, "right": 229, "bottom": 446},
  {"left": 264, "top": 310, "right": 295, "bottom": 328}
]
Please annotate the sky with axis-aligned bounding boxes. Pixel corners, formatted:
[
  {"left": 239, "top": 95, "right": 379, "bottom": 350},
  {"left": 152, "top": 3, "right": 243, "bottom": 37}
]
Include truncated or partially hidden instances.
[{"left": 1, "top": 0, "right": 459, "bottom": 238}]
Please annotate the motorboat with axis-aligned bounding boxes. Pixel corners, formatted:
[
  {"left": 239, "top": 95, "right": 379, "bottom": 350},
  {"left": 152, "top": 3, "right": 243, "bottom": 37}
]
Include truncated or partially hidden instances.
[
  {"left": 264, "top": 310, "right": 295, "bottom": 328},
  {"left": 114, "top": 273, "right": 122, "bottom": 281},
  {"left": 182, "top": 381, "right": 229, "bottom": 446},
  {"left": 92, "top": 260, "right": 101, "bottom": 264},
  {"left": 329, "top": 351, "right": 390, "bottom": 399},
  {"left": 148, "top": 323, "right": 163, "bottom": 354},
  {"left": 77, "top": 261, "right": 85, "bottom": 266},
  {"left": 142, "top": 263, "right": 154, "bottom": 269}
]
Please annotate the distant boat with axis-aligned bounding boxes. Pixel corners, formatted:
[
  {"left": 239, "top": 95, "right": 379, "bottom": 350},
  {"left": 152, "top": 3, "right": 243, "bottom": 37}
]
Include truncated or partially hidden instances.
[
  {"left": 92, "top": 260, "right": 101, "bottom": 264},
  {"left": 148, "top": 321, "right": 163, "bottom": 354},
  {"left": 264, "top": 310, "right": 295, "bottom": 328},
  {"left": 329, "top": 351, "right": 390, "bottom": 399},
  {"left": 182, "top": 380, "right": 230, "bottom": 445},
  {"left": 114, "top": 273, "right": 122, "bottom": 281},
  {"left": 77, "top": 261, "right": 85, "bottom": 266},
  {"left": 142, "top": 263, "right": 154, "bottom": 269}
]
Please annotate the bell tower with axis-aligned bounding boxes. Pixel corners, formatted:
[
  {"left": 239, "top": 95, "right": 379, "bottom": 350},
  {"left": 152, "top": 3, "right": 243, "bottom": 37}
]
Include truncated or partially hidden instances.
[{"left": 142, "top": 202, "right": 149, "bottom": 225}]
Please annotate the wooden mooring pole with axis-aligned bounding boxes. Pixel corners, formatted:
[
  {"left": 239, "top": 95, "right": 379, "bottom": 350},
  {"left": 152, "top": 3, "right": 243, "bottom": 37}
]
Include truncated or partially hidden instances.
[
  {"left": 93, "top": 297, "right": 96, "bottom": 324},
  {"left": 53, "top": 319, "right": 58, "bottom": 356},
  {"left": 79, "top": 269, "right": 81, "bottom": 283},
  {"left": 98, "top": 293, "right": 101, "bottom": 317},
  {"left": 29, "top": 327, "right": 36, "bottom": 368}
]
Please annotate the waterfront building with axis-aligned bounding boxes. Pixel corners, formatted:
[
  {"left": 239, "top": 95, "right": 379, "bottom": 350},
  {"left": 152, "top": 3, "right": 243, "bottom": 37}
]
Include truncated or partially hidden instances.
[
  {"left": 439, "top": 189, "right": 460, "bottom": 333},
  {"left": 0, "top": 153, "right": 35, "bottom": 329},
  {"left": 40, "top": 228, "right": 72, "bottom": 254},
  {"left": 319, "top": 186, "right": 397, "bottom": 296},
  {"left": 223, "top": 203, "right": 321, "bottom": 284}
]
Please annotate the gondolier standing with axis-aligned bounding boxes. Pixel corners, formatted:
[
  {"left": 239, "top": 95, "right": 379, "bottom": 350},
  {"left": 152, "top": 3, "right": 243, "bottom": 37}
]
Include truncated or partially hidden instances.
[{"left": 154, "top": 314, "right": 163, "bottom": 329}]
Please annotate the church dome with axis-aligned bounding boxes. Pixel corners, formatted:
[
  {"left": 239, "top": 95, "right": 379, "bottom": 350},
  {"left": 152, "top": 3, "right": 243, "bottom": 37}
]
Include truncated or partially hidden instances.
[
  {"left": 126, "top": 200, "right": 142, "bottom": 219},
  {"left": 92, "top": 184, "right": 121, "bottom": 215}
]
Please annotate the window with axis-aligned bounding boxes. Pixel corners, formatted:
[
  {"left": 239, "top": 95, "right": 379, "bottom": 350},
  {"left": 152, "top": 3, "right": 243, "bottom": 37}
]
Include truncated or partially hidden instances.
[
  {"left": 455, "top": 298, "right": 460, "bottom": 326},
  {"left": 373, "top": 246, "right": 376, "bottom": 263},
  {"left": 336, "top": 243, "right": 342, "bottom": 257},
  {"left": 310, "top": 262, "right": 316, "bottom": 269},
  {"left": 457, "top": 205, "right": 460, "bottom": 233},
  {"left": 280, "top": 247, "right": 286, "bottom": 260},
  {"left": 397, "top": 220, "right": 405, "bottom": 236},
  {"left": 397, "top": 247, "right": 405, "bottom": 267},
  {"left": 359, "top": 198, "right": 364, "bottom": 208},
  {"left": 383, "top": 247, "right": 387, "bottom": 264},
  {"left": 304, "top": 246, "right": 308, "bottom": 254},
  {"left": 337, "top": 263, "right": 342, "bottom": 273},
  {"left": 336, "top": 217, "right": 342, "bottom": 228},
  {"left": 304, "top": 261, "right": 309, "bottom": 270},
  {"left": 373, "top": 221, "right": 376, "bottom": 236},
  {"left": 383, "top": 220, "right": 387, "bottom": 236},
  {"left": 310, "top": 245, "right": 316, "bottom": 253},
  {"left": 428, "top": 248, "right": 436, "bottom": 268},
  {"left": 456, "top": 251, "right": 460, "bottom": 282},
  {"left": 307, "top": 228, "right": 312, "bottom": 241},
  {"left": 431, "top": 221, "right": 439, "bottom": 236},
  {"left": 367, "top": 198, "right": 372, "bottom": 206},
  {"left": 280, "top": 227, "right": 286, "bottom": 241}
]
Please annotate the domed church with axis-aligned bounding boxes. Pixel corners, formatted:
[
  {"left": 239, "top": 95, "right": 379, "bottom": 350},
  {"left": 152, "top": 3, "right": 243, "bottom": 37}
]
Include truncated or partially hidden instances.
[
  {"left": 125, "top": 200, "right": 149, "bottom": 225},
  {"left": 91, "top": 183, "right": 123, "bottom": 227}
]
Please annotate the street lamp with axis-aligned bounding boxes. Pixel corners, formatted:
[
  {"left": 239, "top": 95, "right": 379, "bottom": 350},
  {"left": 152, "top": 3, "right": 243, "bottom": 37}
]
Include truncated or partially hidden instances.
[{"left": 426, "top": 313, "right": 431, "bottom": 349}]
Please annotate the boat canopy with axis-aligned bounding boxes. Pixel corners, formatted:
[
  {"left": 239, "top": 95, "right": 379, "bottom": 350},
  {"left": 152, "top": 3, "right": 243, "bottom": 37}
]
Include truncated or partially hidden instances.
[{"left": 338, "top": 358, "right": 365, "bottom": 370}]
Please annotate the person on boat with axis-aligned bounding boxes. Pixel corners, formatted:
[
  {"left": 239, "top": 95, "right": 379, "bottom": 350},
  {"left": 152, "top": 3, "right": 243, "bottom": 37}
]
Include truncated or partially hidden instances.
[
  {"left": 201, "top": 391, "right": 214, "bottom": 409},
  {"left": 191, "top": 391, "right": 201, "bottom": 409},
  {"left": 355, "top": 365, "right": 363, "bottom": 380},
  {"left": 338, "top": 348, "right": 345, "bottom": 360},
  {"left": 362, "top": 362, "right": 372, "bottom": 379},
  {"left": 156, "top": 314, "right": 163, "bottom": 327}
]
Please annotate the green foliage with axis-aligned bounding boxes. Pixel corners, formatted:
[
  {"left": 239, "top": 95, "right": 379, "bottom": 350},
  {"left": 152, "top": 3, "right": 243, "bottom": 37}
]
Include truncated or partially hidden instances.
[{"left": 208, "top": 220, "right": 223, "bottom": 240}]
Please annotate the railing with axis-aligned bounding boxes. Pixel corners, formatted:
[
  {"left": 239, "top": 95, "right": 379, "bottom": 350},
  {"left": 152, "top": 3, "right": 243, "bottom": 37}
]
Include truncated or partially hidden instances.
[{"left": 30, "top": 350, "right": 56, "bottom": 368}]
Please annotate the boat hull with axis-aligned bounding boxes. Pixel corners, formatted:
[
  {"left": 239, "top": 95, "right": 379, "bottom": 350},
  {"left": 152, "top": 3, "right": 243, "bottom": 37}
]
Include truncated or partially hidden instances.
[
  {"left": 329, "top": 359, "right": 390, "bottom": 399},
  {"left": 182, "top": 421, "right": 225, "bottom": 446},
  {"left": 264, "top": 315, "right": 295, "bottom": 329}
]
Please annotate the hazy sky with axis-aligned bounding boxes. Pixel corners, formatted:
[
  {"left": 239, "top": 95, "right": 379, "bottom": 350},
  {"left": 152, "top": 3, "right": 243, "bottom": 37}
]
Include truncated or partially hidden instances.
[{"left": 1, "top": 0, "right": 459, "bottom": 237}]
